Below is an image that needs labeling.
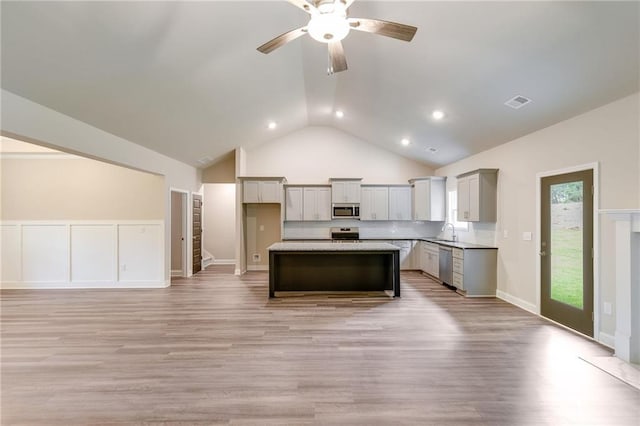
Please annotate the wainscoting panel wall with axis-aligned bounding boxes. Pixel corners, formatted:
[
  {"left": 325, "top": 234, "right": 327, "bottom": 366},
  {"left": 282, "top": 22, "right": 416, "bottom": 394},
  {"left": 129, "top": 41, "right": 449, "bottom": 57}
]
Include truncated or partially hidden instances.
[
  {"left": 1, "top": 224, "right": 21, "bottom": 282},
  {"left": 0, "top": 221, "right": 165, "bottom": 289},
  {"left": 118, "top": 224, "right": 163, "bottom": 283},
  {"left": 22, "top": 224, "right": 68, "bottom": 283},
  {"left": 70, "top": 224, "right": 116, "bottom": 283}
]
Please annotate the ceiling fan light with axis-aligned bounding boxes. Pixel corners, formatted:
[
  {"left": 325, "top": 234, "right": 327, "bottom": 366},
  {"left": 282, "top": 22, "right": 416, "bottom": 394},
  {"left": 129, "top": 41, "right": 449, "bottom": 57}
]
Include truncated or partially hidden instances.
[{"left": 308, "top": 13, "right": 350, "bottom": 43}]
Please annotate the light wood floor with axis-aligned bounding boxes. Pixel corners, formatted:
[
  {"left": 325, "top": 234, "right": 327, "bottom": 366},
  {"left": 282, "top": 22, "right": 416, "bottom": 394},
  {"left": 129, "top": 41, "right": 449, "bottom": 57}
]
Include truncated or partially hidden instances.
[{"left": 2, "top": 266, "right": 638, "bottom": 425}]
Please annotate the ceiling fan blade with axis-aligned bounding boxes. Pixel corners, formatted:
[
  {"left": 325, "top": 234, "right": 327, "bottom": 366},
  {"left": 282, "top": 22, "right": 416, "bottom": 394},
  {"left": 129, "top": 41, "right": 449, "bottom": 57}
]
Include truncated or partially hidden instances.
[
  {"left": 348, "top": 18, "right": 417, "bottom": 42},
  {"left": 328, "top": 40, "right": 348, "bottom": 74},
  {"left": 257, "top": 27, "right": 308, "bottom": 54},
  {"left": 287, "top": 0, "right": 317, "bottom": 14}
]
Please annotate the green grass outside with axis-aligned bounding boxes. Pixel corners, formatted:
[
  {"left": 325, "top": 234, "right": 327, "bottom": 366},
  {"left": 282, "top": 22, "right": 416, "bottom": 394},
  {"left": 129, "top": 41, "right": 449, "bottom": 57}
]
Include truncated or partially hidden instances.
[{"left": 550, "top": 228, "right": 583, "bottom": 309}]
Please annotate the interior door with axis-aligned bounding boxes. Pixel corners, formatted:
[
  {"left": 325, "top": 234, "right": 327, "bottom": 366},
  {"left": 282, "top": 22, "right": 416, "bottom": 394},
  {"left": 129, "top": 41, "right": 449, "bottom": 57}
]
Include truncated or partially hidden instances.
[
  {"left": 540, "top": 169, "right": 593, "bottom": 336},
  {"left": 192, "top": 194, "right": 202, "bottom": 274}
]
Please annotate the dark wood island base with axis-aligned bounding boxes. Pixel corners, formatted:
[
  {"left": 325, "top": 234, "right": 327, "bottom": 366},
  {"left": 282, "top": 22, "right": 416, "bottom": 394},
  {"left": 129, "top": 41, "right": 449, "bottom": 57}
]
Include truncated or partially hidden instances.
[{"left": 268, "top": 242, "right": 400, "bottom": 298}]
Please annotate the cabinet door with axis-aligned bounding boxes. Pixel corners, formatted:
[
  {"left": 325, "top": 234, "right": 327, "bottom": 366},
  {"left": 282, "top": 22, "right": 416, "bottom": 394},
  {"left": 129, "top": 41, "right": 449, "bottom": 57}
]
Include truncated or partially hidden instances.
[
  {"left": 432, "top": 250, "right": 439, "bottom": 278},
  {"left": 331, "top": 182, "right": 345, "bottom": 203},
  {"left": 468, "top": 174, "right": 480, "bottom": 221},
  {"left": 360, "top": 187, "right": 375, "bottom": 220},
  {"left": 420, "top": 244, "right": 428, "bottom": 272},
  {"left": 429, "top": 178, "right": 446, "bottom": 221},
  {"left": 457, "top": 177, "right": 470, "bottom": 221},
  {"left": 315, "top": 187, "right": 332, "bottom": 220},
  {"left": 346, "top": 182, "right": 361, "bottom": 203},
  {"left": 413, "top": 181, "right": 430, "bottom": 220},
  {"left": 285, "top": 187, "right": 303, "bottom": 221},
  {"left": 260, "top": 181, "right": 281, "bottom": 203},
  {"left": 303, "top": 188, "right": 318, "bottom": 221},
  {"left": 393, "top": 240, "right": 412, "bottom": 269},
  {"left": 243, "top": 181, "right": 260, "bottom": 203},
  {"left": 389, "top": 187, "right": 411, "bottom": 220},
  {"left": 373, "top": 187, "right": 389, "bottom": 220}
]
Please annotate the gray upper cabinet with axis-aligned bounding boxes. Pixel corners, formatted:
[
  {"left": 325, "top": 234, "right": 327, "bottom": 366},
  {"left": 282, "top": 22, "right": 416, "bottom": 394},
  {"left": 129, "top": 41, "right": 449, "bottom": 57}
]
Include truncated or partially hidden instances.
[
  {"left": 360, "top": 186, "right": 389, "bottom": 221},
  {"left": 242, "top": 178, "right": 285, "bottom": 203},
  {"left": 409, "top": 177, "right": 446, "bottom": 221},
  {"left": 456, "top": 169, "right": 498, "bottom": 222},
  {"left": 285, "top": 186, "right": 332, "bottom": 221},
  {"left": 330, "top": 178, "right": 362, "bottom": 203},
  {"left": 303, "top": 187, "right": 332, "bottom": 221},
  {"left": 388, "top": 186, "right": 412, "bottom": 221}
]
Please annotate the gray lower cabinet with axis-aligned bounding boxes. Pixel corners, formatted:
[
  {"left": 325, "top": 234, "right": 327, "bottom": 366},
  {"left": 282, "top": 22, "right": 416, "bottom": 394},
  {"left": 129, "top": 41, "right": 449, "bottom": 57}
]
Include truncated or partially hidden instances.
[
  {"left": 452, "top": 247, "right": 497, "bottom": 297},
  {"left": 420, "top": 242, "right": 439, "bottom": 278}
]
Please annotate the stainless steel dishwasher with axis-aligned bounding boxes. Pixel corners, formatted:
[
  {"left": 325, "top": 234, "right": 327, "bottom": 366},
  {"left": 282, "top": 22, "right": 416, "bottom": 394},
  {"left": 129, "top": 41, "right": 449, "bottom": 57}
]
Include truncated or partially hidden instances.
[{"left": 439, "top": 245, "right": 453, "bottom": 286}]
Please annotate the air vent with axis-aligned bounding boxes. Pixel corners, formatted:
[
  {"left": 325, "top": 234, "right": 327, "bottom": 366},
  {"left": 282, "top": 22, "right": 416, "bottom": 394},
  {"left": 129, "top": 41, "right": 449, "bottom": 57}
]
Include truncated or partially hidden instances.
[
  {"left": 504, "top": 95, "right": 532, "bottom": 109},
  {"left": 197, "top": 156, "right": 213, "bottom": 165}
]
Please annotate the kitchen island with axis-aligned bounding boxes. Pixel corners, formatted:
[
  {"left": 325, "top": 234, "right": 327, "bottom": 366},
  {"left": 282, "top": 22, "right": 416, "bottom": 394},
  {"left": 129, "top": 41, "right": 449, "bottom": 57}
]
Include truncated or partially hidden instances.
[{"left": 267, "top": 242, "right": 400, "bottom": 298}]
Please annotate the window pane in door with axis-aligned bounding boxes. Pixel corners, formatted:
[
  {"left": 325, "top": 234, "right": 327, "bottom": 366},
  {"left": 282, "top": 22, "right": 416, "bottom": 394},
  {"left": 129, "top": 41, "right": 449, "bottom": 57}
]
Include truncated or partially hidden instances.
[{"left": 549, "top": 181, "right": 584, "bottom": 309}]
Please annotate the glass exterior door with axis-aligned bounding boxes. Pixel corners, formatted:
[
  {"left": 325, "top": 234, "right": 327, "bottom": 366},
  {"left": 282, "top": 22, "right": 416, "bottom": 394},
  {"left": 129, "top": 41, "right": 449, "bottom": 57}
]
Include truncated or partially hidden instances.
[{"left": 540, "top": 170, "right": 593, "bottom": 336}]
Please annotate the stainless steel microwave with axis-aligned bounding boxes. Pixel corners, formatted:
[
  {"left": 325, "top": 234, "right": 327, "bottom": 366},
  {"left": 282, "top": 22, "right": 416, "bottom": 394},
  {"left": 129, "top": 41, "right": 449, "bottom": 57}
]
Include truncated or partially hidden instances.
[{"left": 332, "top": 204, "right": 360, "bottom": 219}]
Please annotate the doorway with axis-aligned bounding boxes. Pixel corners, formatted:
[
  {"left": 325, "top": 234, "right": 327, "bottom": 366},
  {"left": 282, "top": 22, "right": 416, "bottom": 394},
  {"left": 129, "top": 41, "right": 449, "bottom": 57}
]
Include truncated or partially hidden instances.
[
  {"left": 193, "top": 194, "right": 203, "bottom": 274},
  {"left": 170, "top": 190, "right": 188, "bottom": 277},
  {"left": 540, "top": 168, "right": 594, "bottom": 336}
]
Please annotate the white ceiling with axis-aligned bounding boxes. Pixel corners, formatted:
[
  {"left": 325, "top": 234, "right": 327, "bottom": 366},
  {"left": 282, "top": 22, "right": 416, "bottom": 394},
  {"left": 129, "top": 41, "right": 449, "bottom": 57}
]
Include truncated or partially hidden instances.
[{"left": 1, "top": 1, "right": 638, "bottom": 168}]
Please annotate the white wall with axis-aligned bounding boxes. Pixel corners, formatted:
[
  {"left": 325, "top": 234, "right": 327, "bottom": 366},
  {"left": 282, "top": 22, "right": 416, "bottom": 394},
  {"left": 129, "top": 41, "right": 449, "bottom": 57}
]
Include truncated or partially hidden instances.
[
  {"left": 203, "top": 184, "right": 236, "bottom": 263},
  {"left": 435, "top": 93, "right": 640, "bottom": 341},
  {"left": 1, "top": 90, "right": 202, "bottom": 281},
  {"left": 245, "top": 126, "right": 434, "bottom": 184}
]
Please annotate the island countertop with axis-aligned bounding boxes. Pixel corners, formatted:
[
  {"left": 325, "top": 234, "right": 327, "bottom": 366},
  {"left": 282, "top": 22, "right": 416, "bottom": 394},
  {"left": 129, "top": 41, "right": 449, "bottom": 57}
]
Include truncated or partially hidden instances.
[{"left": 268, "top": 242, "right": 400, "bottom": 251}]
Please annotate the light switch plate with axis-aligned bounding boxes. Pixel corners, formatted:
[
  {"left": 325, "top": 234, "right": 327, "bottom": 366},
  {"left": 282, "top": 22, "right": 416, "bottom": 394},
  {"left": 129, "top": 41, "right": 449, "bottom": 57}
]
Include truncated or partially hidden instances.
[
  {"left": 503, "top": 230, "right": 509, "bottom": 239},
  {"left": 522, "top": 232, "right": 532, "bottom": 241}
]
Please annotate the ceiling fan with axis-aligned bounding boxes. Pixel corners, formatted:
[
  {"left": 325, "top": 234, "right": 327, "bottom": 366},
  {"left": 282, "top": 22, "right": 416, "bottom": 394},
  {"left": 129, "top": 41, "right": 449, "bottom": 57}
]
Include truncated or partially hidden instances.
[{"left": 257, "top": 0, "right": 418, "bottom": 74}]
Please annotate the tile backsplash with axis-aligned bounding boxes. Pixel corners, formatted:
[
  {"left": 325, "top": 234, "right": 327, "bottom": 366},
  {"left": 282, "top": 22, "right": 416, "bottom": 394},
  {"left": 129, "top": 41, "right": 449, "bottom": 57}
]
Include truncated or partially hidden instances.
[{"left": 283, "top": 220, "right": 445, "bottom": 240}]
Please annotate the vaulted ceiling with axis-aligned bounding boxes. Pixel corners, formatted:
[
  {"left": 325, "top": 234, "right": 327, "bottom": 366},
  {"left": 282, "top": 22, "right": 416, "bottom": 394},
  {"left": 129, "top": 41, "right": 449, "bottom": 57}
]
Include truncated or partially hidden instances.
[{"left": 1, "top": 1, "right": 638, "bottom": 168}]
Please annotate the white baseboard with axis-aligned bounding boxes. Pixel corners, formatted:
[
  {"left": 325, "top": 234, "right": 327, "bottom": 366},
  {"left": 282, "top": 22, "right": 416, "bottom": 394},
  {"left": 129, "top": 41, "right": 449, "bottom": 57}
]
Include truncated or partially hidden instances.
[
  {"left": 496, "top": 290, "right": 538, "bottom": 314},
  {"left": 1, "top": 280, "right": 169, "bottom": 289},
  {"left": 213, "top": 258, "right": 236, "bottom": 265},
  {"left": 171, "top": 269, "right": 183, "bottom": 277},
  {"left": 598, "top": 331, "right": 615, "bottom": 349},
  {"left": 246, "top": 265, "right": 268, "bottom": 271}
]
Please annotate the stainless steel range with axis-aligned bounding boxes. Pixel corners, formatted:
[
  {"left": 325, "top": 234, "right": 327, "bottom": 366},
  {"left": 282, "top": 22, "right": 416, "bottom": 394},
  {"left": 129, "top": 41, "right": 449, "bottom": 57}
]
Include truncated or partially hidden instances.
[{"left": 330, "top": 227, "right": 360, "bottom": 242}]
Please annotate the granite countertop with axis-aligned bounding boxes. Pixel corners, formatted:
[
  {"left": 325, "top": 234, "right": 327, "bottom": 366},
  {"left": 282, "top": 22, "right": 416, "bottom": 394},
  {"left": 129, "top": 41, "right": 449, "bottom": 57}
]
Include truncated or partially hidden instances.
[
  {"left": 282, "top": 237, "right": 496, "bottom": 249},
  {"left": 420, "top": 238, "right": 497, "bottom": 250},
  {"left": 268, "top": 242, "right": 400, "bottom": 251}
]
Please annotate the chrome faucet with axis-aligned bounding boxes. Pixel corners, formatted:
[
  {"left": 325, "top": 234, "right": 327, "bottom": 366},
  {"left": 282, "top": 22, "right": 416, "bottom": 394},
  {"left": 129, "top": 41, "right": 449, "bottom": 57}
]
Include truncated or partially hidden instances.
[{"left": 442, "top": 222, "right": 457, "bottom": 242}]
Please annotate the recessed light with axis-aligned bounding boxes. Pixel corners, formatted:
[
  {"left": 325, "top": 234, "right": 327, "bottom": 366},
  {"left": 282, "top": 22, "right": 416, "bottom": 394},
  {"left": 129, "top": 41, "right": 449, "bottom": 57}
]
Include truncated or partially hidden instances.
[
  {"left": 335, "top": 110, "right": 344, "bottom": 118},
  {"left": 432, "top": 110, "right": 445, "bottom": 120},
  {"left": 267, "top": 121, "right": 277, "bottom": 130},
  {"left": 401, "top": 138, "right": 410, "bottom": 146}
]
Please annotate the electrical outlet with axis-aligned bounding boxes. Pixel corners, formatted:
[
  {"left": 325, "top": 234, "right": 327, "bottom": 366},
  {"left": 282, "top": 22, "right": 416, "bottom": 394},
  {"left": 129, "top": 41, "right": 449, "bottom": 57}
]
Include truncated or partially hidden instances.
[
  {"left": 259, "top": 225, "right": 265, "bottom": 232},
  {"left": 252, "top": 253, "right": 261, "bottom": 262},
  {"left": 604, "top": 302, "right": 612, "bottom": 315},
  {"left": 121, "top": 264, "right": 127, "bottom": 271}
]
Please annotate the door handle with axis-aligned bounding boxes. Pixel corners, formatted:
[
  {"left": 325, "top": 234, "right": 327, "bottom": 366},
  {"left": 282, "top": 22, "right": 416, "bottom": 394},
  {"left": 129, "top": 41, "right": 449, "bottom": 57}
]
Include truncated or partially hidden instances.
[{"left": 539, "top": 251, "right": 546, "bottom": 256}]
